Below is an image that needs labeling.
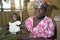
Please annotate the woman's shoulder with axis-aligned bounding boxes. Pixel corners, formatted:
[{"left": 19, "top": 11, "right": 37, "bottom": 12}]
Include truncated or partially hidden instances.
[
  {"left": 45, "top": 16, "right": 55, "bottom": 22},
  {"left": 26, "top": 16, "right": 34, "bottom": 20}
]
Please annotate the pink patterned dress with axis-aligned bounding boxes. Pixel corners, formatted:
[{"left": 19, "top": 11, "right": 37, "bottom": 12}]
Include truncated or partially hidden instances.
[{"left": 25, "top": 16, "right": 55, "bottom": 38}]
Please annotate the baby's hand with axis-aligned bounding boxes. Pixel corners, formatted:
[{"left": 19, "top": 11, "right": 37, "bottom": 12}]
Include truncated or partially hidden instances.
[
  {"left": 17, "top": 24, "right": 21, "bottom": 26},
  {"left": 17, "top": 24, "right": 22, "bottom": 28}
]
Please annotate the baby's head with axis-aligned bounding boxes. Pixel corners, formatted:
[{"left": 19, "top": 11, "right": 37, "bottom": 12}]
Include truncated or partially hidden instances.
[{"left": 11, "top": 13, "right": 19, "bottom": 21}]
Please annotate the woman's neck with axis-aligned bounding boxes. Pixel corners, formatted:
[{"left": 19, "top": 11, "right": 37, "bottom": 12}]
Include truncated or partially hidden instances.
[
  {"left": 34, "top": 15, "right": 45, "bottom": 21},
  {"left": 37, "top": 15, "right": 45, "bottom": 19}
]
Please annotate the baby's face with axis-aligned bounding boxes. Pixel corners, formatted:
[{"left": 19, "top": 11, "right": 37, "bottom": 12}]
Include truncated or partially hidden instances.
[{"left": 12, "top": 15, "right": 17, "bottom": 21}]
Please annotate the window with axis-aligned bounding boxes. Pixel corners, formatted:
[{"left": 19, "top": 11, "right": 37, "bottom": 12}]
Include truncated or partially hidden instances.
[
  {"left": 14, "top": 0, "right": 24, "bottom": 11},
  {"left": 0, "top": 0, "right": 24, "bottom": 11},
  {"left": 2, "top": 0, "right": 11, "bottom": 9},
  {"left": 30, "top": 0, "right": 35, "bottom": 2},
  {"left": 0, "top": 0, "right": 11, "bottom": 11}
]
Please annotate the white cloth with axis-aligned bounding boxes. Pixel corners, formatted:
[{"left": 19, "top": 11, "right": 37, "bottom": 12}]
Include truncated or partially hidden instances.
[{"left": 9, "top": 21, "right": 21, "bottom": 33}]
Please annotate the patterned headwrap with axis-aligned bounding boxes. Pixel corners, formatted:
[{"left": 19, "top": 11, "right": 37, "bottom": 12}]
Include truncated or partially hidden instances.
[{"left": 34, "top": 0, "right": 52, "bottom": 9}]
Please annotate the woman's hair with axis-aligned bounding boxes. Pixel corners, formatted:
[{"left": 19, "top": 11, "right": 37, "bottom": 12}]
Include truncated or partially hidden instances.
[{"left": 10, "top": 13, "right": 21, "bottom": 21}]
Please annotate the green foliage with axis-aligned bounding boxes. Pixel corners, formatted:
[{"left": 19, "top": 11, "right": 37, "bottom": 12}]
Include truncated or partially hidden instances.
[{"left": 0, "top": 24, "right": 29, "bottom": 40}]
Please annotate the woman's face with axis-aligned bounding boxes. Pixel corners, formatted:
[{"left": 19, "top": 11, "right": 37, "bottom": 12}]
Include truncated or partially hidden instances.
[
  {"left": 12, "top": 15, "right": 17, "bottom": 21},
  {"left": 34, "top": 8, "right": 45, "bottom": 18}
]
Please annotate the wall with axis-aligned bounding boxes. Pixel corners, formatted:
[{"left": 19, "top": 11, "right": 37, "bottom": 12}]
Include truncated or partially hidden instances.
[
  {"left": 56, "top": 21, "right": 60, "bottom": 40},
  {"left": 51, "top": 0, "right": 60, "bottom": 18}
]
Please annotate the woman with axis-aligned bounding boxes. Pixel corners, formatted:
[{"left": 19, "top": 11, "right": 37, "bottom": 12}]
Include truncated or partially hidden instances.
[{"left": 25, "top": 0, "right": 56, "bottom": 40}]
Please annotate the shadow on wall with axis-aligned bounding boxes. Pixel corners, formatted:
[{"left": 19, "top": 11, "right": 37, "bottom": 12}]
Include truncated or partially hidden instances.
[{"left": 45, "top": 5, "right": 59, "bottom": 17}]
